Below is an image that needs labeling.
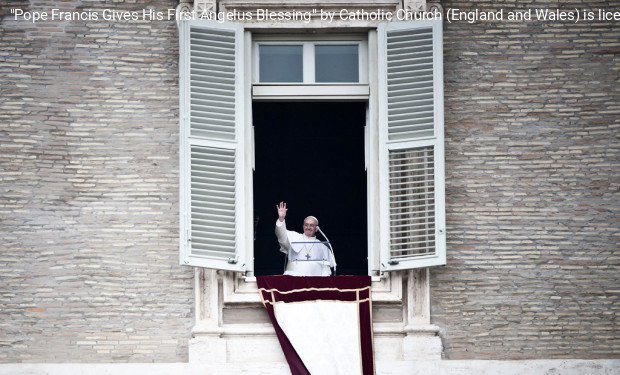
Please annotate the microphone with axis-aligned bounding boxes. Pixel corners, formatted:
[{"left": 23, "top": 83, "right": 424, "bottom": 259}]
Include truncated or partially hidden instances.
[{"left": 316, "top": 226, "right": 337, "bottom": 275}]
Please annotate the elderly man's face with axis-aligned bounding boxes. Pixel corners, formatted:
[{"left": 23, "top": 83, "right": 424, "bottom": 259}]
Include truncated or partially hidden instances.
[{"left": 302, "top": 217, "right": 318, "bottom": 237}]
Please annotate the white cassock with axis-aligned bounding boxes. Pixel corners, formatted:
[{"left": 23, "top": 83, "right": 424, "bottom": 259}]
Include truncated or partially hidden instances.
[{"left": 275, "top": 220, "right": 336, "bottom": 276}]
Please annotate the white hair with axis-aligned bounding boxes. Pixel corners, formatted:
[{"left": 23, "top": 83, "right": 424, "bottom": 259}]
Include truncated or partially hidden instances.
[{"left": 305, "top": 216, "right": 319, "bottom": 226}]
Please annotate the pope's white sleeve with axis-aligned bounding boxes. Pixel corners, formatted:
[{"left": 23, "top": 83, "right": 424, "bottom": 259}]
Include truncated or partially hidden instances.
[
  {"left": 321, "top": 264, "right": 332, "bottom": 276},
  {"left": 321, "top": 244, "right": 336, "bottom": 268},
  {"left": 329, "top": 247, "right": 337, "bottom": 268},
  {"left": 275, "top": 220, "right": 290, "bottom": 254}
]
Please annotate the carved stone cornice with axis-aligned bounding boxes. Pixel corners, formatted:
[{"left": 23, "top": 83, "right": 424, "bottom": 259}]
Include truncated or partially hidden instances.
[
  {"left": 404, "top": 0, "right": 443, "bottom": 14},
  {"left": 403, "top": 0, "right": 425, "bottom": 13},
  {"left": 176, "top": 0, "right": 443, "bottom": 29}
]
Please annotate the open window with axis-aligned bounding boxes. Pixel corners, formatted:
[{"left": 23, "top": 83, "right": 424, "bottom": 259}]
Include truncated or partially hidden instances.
[
  {"left": 179, "top": 18, "right": 446, "bottom": 274},
  {"left": 252, "top": 101, "right": 368, "bottom": 276}
]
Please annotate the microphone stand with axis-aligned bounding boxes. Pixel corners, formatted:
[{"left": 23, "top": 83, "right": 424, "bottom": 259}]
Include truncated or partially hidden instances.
[{"left": 316, "top": 226, "right": 336, "bottom": 276}]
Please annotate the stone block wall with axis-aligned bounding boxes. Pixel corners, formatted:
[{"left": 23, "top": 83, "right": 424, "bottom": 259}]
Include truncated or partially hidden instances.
[
  {"left": 0, "top": 0, "right": 194, "bottom": 363},
  {"left": 433, "top": 0, "right": 619, "bottom": 360}
]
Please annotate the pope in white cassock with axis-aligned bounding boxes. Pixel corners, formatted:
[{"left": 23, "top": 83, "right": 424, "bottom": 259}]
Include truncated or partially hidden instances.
[{"left": 275, "top": 202, "right": 336, "bottom": 276}]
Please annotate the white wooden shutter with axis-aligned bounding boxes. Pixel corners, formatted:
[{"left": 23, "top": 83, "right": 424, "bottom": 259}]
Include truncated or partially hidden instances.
[
  {"left": 378, "top": 19, "right": 446, "bottom": 271},
  {"left": 179, "top": 20, "right": 246, "bottom": 271}
]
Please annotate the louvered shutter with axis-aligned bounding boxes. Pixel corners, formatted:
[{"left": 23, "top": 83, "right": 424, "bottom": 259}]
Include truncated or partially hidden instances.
[
  {"left": 378, "top": 19, "right": 446, "bottom": 271},
  {"left": 179, "top": 20, "right": 246, "bottom": 271}
]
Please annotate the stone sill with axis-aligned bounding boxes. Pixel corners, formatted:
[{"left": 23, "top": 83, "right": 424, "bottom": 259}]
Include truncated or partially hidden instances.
[{"left": 190, "top": 322, "right": 440, "bottom": 338}]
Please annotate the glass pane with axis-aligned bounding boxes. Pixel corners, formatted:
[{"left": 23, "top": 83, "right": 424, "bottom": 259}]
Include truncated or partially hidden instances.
[
  {"left": 315, "top": 45, "right": 359, "bottom": 83},
  {"left": 259, "top": 45, "right": 303, "bottom": 83}
]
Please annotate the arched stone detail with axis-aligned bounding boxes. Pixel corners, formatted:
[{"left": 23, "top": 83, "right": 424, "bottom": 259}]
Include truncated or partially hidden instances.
[{"left": 426, "top": 1, "right": 444, "bottom": 14}]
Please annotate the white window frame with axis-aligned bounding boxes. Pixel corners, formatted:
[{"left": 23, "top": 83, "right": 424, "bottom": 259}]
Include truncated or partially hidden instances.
[
  {"left": 253, "top": 37, "right": 368, "bottom": 84},
  {"left": 252, "top": 34, "right": 369, "bottom": 100},
  {"left": 180, "top": 19, "right": 446, "bottom": 281}
]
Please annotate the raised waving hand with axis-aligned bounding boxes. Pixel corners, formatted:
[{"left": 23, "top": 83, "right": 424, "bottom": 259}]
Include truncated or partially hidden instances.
[{"left": 276, "top": 201, "right": 287, "bottom": 222}]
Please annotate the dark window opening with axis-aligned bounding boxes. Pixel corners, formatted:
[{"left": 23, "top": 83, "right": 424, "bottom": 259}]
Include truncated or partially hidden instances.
[{"left": 253, "top": 102, "right": 368, "bottom": 276}]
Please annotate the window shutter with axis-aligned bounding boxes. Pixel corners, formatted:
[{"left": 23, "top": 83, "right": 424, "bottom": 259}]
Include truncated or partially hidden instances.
[
  {"left": 179, "top": 20, "right": 246, "bottom": 271},
  {"left": 378, "top": 19, "right": 446, "bottom": 271}
]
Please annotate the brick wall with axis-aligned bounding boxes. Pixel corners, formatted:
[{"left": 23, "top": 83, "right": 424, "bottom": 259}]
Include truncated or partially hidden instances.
[
  {"left": 0, "top": 0, "right": 194, "bottom": 362},
  {"left": 432, "top": 0, "right": 619, "bottom": 359}
]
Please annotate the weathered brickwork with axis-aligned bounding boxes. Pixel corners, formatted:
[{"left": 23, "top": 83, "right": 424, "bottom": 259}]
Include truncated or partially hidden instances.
[
  {"left": 0, "top": 0, "right": 618, "bottom": 364},
  {"left": 433, "top": 0, "right": 619, "bottom": 359},
  {"left": 0, "top": 0, "right": 194, "bottom": 363}
]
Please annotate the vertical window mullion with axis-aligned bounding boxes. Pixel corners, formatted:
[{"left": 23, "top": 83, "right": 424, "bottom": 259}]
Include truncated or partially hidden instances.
[
  {"left": 359, "top": 40, "right": 368, "bottom": 84},
  {"left": 304, "top": 42, "right": 315, "bottom": 83}
]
